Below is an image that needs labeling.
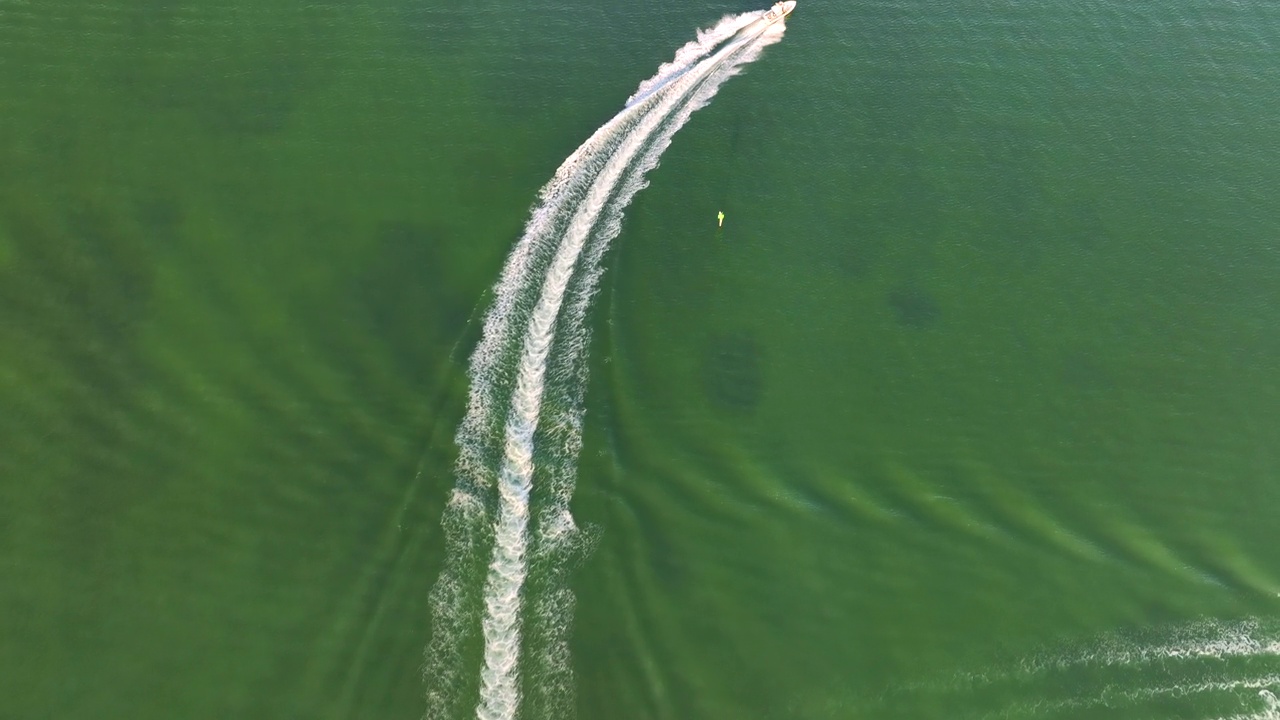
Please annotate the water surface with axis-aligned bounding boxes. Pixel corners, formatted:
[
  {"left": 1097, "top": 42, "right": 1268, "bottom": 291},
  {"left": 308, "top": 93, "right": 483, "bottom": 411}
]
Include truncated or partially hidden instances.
[{"left": 1, "top": 0, "right": 1278, "bottom": 718}]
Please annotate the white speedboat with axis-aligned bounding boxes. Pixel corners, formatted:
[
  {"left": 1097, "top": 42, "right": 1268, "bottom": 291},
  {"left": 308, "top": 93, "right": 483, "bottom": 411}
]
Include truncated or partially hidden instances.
[{"left": 762, "top": 1, "right": 796, "bottom": 24}]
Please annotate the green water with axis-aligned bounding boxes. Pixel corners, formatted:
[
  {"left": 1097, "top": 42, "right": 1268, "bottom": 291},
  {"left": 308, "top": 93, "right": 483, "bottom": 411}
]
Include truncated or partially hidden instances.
[{"left": 1, "top": 1, "right": 1278, "bottom": 718}]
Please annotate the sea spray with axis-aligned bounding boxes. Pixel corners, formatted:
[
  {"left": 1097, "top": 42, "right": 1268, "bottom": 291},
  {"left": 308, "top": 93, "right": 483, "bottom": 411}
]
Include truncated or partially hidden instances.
[
  {"left": 424, "top": 9, "right": 790, "bottom": 720},
  {"left": 625, "top": 12, "right": 762, "bottom": 108},
  {"left": 828, "top": 618, "right": 1280, "bottom": 720}
]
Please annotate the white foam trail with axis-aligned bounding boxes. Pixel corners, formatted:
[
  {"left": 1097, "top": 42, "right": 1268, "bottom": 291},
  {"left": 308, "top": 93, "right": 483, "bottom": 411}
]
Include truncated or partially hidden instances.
[
  {"left": 849, "top": 619, "right": 1280, "bottom": 720},
  {"left": 1242, "top": 689, "right": 1280, "bottom": 720},
  {"left": 986, "top": 677, "right": 1280, "bottom": 720},
  {"left": 1212, "top": 689, "right": 1280, "bottom": 720},
  {"left": 452, "top": 112, "right": 628, "bottom": 503},
  {"left": 625, "top": 11, "right": 763, "bottom": 108},
  {"left": 425, "top": 9, "right": 788, "bottom": 720},
  {"left": 518, "top": 21, "right": 787, "bottom": 720},
  {"left": 888, "top": 618, "right": 1280, "bottom": 698},
  {"left": 475, "top": 20, "right": 786, "bottom": 720},
  {"left": 425, "top": 88, "right": 635, "bottom": 720}
]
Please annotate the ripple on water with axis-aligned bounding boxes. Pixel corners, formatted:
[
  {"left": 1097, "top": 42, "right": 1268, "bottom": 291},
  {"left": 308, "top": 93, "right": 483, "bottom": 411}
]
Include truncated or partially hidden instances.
[{"left": 0, "top": 198, "right": 166, "bottom": 576}]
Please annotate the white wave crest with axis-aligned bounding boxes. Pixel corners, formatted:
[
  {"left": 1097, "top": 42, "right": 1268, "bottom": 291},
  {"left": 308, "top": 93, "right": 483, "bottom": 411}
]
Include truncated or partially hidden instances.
[{"left": 624, "top": 10, "right": 764, "bottom": 108}]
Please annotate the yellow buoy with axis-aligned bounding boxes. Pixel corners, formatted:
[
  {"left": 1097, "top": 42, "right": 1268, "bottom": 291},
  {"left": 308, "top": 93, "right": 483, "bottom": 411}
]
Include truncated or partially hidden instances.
[{"left": 717, "top": 210, "right": 725, "bottom": 227}]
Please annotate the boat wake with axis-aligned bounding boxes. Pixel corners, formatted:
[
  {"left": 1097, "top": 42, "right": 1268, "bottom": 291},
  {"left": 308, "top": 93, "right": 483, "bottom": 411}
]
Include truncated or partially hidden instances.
[
  {"left": 807, "top": 618, "right": 1280, "bottom": 720},
  {"left": 423, "top": 8, "right": 790, "bottom": 720}
]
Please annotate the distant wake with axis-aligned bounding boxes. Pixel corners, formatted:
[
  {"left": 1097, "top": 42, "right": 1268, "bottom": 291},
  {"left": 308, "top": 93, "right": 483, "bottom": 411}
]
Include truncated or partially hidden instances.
[
  {"left": 424, "top": 9, "right": 790, "bottom": 720},
  {"left": 810, "top": 618, "right": 1280, "bottom": 720}
]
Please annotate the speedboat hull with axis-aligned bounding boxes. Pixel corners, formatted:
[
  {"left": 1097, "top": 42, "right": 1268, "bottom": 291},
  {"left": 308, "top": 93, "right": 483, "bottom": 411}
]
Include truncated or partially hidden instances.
[{"left": 762, "top": 1, "right": 796, "bottom": 24}]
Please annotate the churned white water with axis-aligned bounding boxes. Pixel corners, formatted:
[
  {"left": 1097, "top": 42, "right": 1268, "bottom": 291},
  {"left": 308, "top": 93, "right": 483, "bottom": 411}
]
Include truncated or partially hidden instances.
[
  {"left": 423, "top": 9, "right": 790, "bottom": 720},
  {"left": 817, "top": 619, "right": 1280, "bottom": 720}
]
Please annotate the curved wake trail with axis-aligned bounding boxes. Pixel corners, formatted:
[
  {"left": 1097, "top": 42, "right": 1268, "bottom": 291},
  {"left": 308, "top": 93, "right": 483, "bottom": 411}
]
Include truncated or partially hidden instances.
[
  {"left": 424, "top": 9, "right": 789, "bottom": 720},
  {"left": 624, "top": 12, "right": 762, "bottom": 108}
]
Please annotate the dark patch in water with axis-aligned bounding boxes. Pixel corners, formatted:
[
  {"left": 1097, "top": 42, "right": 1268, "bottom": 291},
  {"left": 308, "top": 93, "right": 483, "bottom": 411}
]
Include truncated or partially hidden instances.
[
  {"left": 887, "top": 284, "right": 940, "bottom": 328},
  {"left": 701, "top": 331, "right": 763, "bottom": 414}
]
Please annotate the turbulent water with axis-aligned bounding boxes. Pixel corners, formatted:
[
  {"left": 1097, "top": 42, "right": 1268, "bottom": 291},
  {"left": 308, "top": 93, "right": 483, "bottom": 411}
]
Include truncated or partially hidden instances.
[
  {"left": 423, "top": 10, "right": 789, "bottom": 720},
  {"left": 820, "top": 619, "right": 1280, "bottom": 720}
]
